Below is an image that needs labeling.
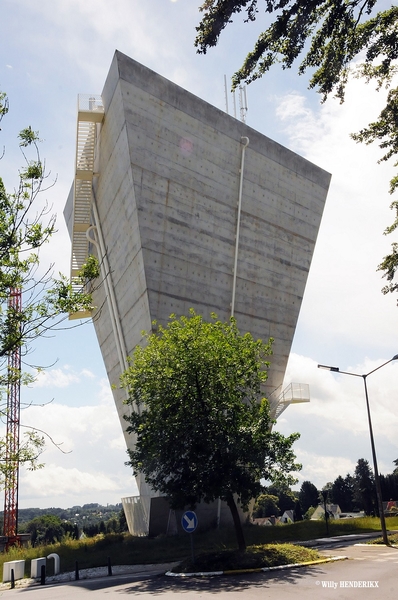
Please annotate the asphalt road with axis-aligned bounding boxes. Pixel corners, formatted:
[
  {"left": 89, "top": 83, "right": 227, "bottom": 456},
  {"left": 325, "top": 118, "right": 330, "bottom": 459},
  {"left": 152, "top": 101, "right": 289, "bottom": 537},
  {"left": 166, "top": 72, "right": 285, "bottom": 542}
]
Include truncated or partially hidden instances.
[{"left": 5, "top": 543, "right": 398, "bottom": 599}]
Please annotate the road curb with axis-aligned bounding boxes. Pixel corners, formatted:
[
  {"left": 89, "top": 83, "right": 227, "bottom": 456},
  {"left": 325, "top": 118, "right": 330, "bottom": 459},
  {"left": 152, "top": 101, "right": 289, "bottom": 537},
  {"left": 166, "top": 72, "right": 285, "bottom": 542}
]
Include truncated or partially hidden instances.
[{"left": 165, "top": 555, "right": 348, "bottom": 577}]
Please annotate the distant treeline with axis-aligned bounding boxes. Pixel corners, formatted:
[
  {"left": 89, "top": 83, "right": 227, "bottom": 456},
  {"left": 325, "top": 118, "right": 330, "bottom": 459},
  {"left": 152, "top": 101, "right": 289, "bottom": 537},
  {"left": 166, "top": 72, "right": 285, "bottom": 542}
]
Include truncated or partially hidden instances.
[
  {"left": 0, "top": 503, "right": 128, "bottom": 542},
  {"left": 253, "top": 458, "right": 398, "bottom": 520}
]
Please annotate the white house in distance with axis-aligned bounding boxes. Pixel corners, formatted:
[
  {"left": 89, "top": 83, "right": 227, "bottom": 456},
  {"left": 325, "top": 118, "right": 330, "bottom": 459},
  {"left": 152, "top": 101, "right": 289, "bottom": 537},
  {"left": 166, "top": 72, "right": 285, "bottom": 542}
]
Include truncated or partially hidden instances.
[
  {"left": 311, "top": 504, "right": 342, "bottom": 520},
  {"left": 65, "top": 50, "right": 331, "bottom": 536}
]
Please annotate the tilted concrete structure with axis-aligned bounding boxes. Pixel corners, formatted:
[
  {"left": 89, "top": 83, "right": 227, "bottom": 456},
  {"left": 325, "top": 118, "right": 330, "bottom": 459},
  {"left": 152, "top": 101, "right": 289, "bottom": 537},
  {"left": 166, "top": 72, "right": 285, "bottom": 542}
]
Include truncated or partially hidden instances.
[{"left": 65, "top": 50, "right": 330, "bottom": 535}]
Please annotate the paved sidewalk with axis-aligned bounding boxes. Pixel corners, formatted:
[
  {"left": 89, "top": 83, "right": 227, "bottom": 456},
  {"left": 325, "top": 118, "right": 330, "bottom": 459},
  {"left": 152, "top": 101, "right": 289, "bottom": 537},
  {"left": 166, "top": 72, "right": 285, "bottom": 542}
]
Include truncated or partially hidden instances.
[{"left": 0, "top": 563, "right": 179, "bottom": 591}]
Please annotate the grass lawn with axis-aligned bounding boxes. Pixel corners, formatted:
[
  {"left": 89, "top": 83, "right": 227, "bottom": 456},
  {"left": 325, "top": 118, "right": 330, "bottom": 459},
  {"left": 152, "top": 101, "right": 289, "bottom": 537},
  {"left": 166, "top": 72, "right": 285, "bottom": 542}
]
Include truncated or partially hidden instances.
[{"left": 1, "top": 516, "right": 397, "bottom": 577}]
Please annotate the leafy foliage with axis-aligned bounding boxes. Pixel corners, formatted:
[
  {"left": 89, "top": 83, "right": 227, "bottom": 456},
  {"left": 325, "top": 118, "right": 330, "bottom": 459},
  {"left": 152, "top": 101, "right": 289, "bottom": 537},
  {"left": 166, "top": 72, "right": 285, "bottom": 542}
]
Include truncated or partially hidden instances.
[
  {"left": 195, "top": 1, "right": 398, "bottom": 298},
  {"left": 196, "top": 2, "right": 394, "bottom": 98},
  {"left": 294, "top": 498, "right": 303, "bottom": 520},
  {"left": 82, "top": 510, "right": 128, "bottom": 537},
  {"left": 330, "top": 474, "right": 356, "bottom": 511},
  {"left": 173, "top": 542, "right": 321, "bottom": 573},
  {"left": 298, "top": 480, "right": 319, "bottom": 514},
  {"left": 323, "top": 459, "right": 398, "bottom": 515},
  {"left": 265, "top": 482, "right": 296, "bottom": 513},
  {"left": 0, "top": 92, "right": 8, "bottom": 121},
  {"left": 24, "top": 514, "right": 70, "bottom": 546},
  {"left": 0, "top": 91, "right": 99, "bottom": 485},
  {"left": 354, "top": 458, "right": 376, "bottom": 515},
  {"left": 122, "top": 311, "right": 301, "bottom": 550},
  {"left": 380, "top": 470, "right": 398, "bottom": 503},
  {"left": 253, "top": 493, "right": 280, "bottom": 517}
]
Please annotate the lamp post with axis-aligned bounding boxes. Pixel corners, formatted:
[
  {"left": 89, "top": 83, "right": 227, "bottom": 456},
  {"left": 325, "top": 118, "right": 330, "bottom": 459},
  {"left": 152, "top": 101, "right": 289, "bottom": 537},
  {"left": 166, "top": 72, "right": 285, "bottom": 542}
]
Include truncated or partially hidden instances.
[
  {"left": 321, "top": 490, "right": 329, "bottom": 536},
  {"left": 318, "top": 354, "right": 398, "bottom": 546}
]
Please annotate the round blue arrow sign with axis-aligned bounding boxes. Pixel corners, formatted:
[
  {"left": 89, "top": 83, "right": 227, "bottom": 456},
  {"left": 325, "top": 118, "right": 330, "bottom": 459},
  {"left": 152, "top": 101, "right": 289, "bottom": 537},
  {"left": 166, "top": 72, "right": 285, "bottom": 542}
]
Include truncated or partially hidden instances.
[{"left": 181, "top": 510, "right": 198, "bottom": 533}]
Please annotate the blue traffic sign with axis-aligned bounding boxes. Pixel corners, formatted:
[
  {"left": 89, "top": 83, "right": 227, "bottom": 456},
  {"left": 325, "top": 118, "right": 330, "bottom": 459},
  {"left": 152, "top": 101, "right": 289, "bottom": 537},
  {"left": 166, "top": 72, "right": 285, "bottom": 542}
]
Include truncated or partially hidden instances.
[{"left": 181, "top": 510, "right": 198, "bottom": 533}]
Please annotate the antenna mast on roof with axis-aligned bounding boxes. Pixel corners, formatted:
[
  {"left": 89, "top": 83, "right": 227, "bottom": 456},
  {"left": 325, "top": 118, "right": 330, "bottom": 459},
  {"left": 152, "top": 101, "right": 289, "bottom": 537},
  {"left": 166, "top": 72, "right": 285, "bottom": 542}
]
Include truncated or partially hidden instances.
[
  {"left": 224, "top": 75, "right": 229, "bottom": 115},
  {"left": 224, "top": 76, "right": 248, "bottom": 124}
]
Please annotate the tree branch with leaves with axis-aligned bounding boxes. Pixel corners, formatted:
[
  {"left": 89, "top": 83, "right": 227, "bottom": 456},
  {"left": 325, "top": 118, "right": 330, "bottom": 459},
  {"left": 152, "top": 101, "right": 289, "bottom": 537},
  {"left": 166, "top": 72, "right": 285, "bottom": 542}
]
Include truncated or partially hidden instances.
[{"left": 195, "top": 1, "right": 398, "bottom": 299}]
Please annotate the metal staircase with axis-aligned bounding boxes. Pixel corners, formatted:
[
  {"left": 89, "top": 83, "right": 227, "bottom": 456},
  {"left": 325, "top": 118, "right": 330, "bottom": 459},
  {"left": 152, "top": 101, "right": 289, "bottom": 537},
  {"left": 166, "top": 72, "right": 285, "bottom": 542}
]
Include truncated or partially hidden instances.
[{"left": 69, "top": 94, "right": 104, "bottom": 319}]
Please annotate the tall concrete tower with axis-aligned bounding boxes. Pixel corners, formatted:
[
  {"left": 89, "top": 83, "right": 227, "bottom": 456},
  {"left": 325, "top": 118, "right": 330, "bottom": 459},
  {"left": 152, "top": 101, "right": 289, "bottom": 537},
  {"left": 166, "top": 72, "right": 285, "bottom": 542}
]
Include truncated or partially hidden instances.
[{"left": 65, "top": 51, "right": 330, "bottom": 534}]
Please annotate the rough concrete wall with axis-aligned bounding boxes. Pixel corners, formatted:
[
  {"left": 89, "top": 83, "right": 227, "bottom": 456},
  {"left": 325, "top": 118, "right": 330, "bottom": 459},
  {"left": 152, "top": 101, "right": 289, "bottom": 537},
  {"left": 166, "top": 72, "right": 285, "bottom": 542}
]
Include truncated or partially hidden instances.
[
  {"left": 91, "top": 73, "right": 152, "bottom": 439},
  {"left": 90, "top": 50, "right": 330, "bottom": 451}
]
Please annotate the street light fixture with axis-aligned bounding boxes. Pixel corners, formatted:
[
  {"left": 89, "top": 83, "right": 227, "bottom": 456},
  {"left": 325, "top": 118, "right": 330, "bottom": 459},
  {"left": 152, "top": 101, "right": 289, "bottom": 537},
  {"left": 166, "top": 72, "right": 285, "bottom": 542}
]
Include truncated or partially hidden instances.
[{"left": 318, "top": 354, "right": 398, "bottom": 545}]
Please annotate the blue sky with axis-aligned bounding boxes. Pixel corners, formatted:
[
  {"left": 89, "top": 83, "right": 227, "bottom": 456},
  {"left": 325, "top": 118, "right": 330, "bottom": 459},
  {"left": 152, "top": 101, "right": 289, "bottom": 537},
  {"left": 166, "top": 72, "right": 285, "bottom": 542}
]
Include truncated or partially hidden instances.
[{"left": 1, "top": 0, "right": 398, "bottom": 508}]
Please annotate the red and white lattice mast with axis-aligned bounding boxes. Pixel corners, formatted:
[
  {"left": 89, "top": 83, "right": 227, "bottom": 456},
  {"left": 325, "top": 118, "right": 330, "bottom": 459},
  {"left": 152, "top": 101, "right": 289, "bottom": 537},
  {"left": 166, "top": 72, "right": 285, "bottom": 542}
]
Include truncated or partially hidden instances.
[{"left": 3, "top": 288, "right": 22, "bottom": 548}]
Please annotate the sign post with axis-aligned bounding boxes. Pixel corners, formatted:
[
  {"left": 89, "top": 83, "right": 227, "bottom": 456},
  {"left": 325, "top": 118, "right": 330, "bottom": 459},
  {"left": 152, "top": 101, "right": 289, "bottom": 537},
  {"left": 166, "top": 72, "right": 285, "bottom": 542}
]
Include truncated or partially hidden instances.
[{"left": 181, "top": 511, "right": 198, "bottom": 564}]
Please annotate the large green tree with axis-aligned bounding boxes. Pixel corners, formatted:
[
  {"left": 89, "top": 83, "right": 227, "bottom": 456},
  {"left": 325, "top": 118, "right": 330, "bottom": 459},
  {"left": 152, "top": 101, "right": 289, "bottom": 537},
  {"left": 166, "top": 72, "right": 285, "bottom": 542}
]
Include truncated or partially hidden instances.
[
  {"left": 298, "top": 480, "right": 319, "bottom": 514},
  {"left": 0, "top": 91, "right": 99, "bottom": 485},
  {"left": 122, "top": 311, "right": 301, "bottom": 551},
  {"left": 330, "top": 474, "right": 356, "bottom": 511},
  {"left": 252, "top": 493, "right": 280, "bottom": 517},
  {"left": 24, "top": 514, "right": 67, "bottom": 546},
  {"left": 265, "top": 482, "right": 296, "bottom": 513},
  {"left": 354, "top": 458, "right": 376, "bottom": 515},
  {"left": 380, "top": 470, "right": 398, "bottom": 502},
  {"left": 195, "top": 1, "right": 398, "bottom": 296}
]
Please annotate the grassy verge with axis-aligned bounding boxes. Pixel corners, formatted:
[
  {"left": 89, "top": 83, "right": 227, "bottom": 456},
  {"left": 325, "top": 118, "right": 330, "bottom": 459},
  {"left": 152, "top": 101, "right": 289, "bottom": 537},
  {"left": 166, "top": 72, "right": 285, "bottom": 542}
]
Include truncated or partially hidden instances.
[
  {"left": 173, "top": 543, "right": 321, "bottom": 573},
  {"left": 242, "top": 515, "right": 398, "bottom": 544},
  {"left": 1, "top": 516, "right": 397, "bottom": 577},
  {"left": 368, "top": 532, "right": 398, "bottom": 545}
]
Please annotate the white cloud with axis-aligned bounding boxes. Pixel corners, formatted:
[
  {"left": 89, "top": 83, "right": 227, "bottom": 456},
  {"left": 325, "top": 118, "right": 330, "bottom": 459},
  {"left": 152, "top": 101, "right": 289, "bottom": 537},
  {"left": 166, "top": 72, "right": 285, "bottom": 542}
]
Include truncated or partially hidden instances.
[
  {"left": 81, "top": 368, "right": 95, "bottom": 379},
  {"left": 11, "top": 0, "right": 199, "bottom": 89},
  {"left": 292, "top": 450, "right": 356, "bottom": 489},
  {"left": 30, "top": 365, "right": 96, "bottom": 389},
  {"left": 32, "top": 367, "right": 80, "bottom": 389},
  {"left": 22, "top": 382, "right": 125, "bottom": 450},
  {"left": 20, "top": 461, "right": 136, "bottom": 508},
  {"left": 22, "top": 465, "right": 120, "bottom": 497},
  {"left": 6, "top": 373, "right": 138, "bottom": 507},
  {"left": 98, "top": 377, "right": 115, "bottom": 404},
  {"left": 276, "top": 353, "right": 398, "bottom": 489},
  {"left": 274, "top": 73, "right": 398, "bottom": 365}
]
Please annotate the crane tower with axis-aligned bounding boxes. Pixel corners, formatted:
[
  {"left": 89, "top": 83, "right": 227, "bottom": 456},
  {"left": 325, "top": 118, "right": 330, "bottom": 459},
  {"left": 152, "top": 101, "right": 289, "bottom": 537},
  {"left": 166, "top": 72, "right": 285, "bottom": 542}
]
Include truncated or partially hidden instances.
[{"left": 3, "top": 287, "right": 22, "bottom": 548}]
